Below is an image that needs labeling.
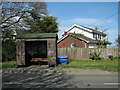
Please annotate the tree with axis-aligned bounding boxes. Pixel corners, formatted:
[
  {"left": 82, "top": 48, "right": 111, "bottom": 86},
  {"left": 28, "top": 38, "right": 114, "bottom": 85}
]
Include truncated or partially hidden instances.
[
  {"left": 40, "top": 16, "right": 59, "bottom": 33},
  {"left": 24, "top": 12, "right": 59, "bottom": 33},
  {"left": 95, "top": 28, "right": 109, "bottom": 48},
  {"left": 1, "top": 2, "right": 48, "bottom": 61},
  {"left": 2, "top": 35, "right": 16, "bottom": 62},
  {"left": 1, "top": 2, "right": 48, "bottom": 31}
]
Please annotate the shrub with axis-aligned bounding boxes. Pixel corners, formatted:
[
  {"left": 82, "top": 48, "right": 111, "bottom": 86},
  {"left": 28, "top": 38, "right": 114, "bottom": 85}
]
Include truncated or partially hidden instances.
[
  {"left": 89, "top": 52, "right": 103, "bottom": 60},
  {"left": 2, "top": 61, "right": 17, "bottom": 68},
  {"left": 89, "top": 54, "right": 95, "bottom": 60},
  {"left": 68, "top": 59, "right": 73, "bottom": 63},
  {"left": 113, "top": 56, "right": 120, "bottom": 59},
  {"left": 108, "top": 55, "right": 113, "bottom": 60},
  {"left": 2, "top": 38, "right": 16, "bottom": 62}
]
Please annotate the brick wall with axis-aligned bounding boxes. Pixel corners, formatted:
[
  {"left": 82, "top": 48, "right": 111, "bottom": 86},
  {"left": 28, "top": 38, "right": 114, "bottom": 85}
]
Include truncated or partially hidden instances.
[{"left": 57, "top": 36, "right": 88, "bottom": 48}]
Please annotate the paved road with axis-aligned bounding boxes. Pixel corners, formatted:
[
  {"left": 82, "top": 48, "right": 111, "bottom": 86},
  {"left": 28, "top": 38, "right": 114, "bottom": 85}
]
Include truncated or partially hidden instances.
[
  {"left": 2, "top": 66, "right": 119, "bottom": 89},
  {"left": 63, "top": 68, "right": 119, "bottom": 88}
]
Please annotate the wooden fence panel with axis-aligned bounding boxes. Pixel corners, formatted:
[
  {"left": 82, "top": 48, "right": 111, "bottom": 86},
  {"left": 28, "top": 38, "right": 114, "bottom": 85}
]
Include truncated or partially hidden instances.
[{"left": 58, "top": 48, "right": 119, "bottom": 59}]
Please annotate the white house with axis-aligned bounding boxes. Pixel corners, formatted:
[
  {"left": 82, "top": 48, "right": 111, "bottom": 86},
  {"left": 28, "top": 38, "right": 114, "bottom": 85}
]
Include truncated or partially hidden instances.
[{"left": 58, "top": 24, "right": 111, "bottom": 48}]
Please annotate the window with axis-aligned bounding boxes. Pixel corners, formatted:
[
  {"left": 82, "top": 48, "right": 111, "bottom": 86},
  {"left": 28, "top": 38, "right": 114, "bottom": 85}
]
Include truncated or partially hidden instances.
[
  {"left": 100, "top": 35, "right": 101, "bottom": 39},
  {"left": 98, "top": 34, "right": 99, "bottom": 39},
  {"left": 93, "top": 32, "right": 95, "bottom": 38},
  {"left": 95, "top": 34, "right": 97, "bottom": 39},
  {"left": 93, "top": 32, "right": 97, "bottom": 39},
  {"left": 71, "top": 43, "right": 74, "bottom": 48}
]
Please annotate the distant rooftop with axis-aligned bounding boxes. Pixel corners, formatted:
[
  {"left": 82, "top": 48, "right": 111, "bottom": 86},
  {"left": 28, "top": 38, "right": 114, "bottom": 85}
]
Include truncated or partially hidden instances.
[
  {"left": 16, "top": 33, "right": 57, "bottom": 39},
  {"left": 62, "top": 24, "right": 107, "bottom": 36}
]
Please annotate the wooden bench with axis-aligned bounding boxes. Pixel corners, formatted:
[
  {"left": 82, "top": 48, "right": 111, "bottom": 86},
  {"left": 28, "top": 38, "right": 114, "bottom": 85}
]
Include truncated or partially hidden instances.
[{"left": 30, "top": 58, "right": 48, "bottom": 65}]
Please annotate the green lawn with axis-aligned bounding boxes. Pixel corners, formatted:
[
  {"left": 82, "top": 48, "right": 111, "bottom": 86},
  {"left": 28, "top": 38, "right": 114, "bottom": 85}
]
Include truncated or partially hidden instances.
[
  {"left": 57, "top": 59, "right": 119, "bottom": 72},
  {"left": 0, "top": 61, "right": 17, "bottom": 68},
  {"left": 1, "top": 59, "right": 119, "bottom": 72}
]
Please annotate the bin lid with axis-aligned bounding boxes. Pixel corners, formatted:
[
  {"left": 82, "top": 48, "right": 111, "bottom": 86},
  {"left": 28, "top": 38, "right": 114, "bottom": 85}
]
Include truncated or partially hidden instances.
[{"left": 58, "top": 55, "right": 68, "bottom": 58}]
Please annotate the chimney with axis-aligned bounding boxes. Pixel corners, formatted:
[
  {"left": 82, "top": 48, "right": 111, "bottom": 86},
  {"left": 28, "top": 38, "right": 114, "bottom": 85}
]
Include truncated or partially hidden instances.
[
  {"left": 64, "top": 31, "right": 67, "bottom": 36},
  {"left": 95, "top": 26, "right": 98, "bottom": 30}
]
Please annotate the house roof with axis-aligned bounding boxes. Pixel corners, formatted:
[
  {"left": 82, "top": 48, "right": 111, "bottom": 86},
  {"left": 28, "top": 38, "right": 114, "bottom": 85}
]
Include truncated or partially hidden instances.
[
  {"left": 16, "top": 33, "right": 57, "bottom": 39},
  {"left": 57, "top": 33, "right": 111, "bottom": 44},
  {"left": 72, "top": 33, "right": 96, "bottom": 42},
  {"left": 78, "top": 25, "right": 107, "bottom": 35},
  {"left": 61, "top": 24, "right": 107, "bottom": 36}
]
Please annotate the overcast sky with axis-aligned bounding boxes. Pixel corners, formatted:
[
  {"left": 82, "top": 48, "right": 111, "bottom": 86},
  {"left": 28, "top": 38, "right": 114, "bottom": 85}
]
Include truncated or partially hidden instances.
[{"left": 47, "top": 2, "right": 118, "bottom": 46}]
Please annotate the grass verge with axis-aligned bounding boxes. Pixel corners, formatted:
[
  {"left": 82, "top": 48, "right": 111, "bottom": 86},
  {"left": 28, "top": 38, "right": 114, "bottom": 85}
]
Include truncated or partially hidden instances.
[
  {"left": 0, "top": 61, "right": 17, "bottom": 68},
  {"left": 57, "top": 59, "right": 119, "bottom": 72}
]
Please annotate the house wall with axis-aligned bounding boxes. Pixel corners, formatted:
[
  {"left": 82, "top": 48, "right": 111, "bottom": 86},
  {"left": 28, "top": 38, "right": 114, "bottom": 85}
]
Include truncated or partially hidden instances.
[
  {"left": 88, "top": 44, "right": 97, "bottom": 48},
  {"left": 67, "top": 27, "right": 94, "bottom": 39},
  {"left": 57, "top": 36, "right": 88, "bottom": 48}
]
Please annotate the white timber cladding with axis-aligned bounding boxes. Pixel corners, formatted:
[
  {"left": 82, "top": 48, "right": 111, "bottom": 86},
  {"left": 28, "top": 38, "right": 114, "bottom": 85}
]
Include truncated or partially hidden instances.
[
  {"left": 88, "top": 44, "right": 97, "bottom": 48},
  {"left": 67, "top": 27, "right": 94, "bottom": 39},
  {"left": 61, "top": 24, "right": 105, "bottom": 40}
]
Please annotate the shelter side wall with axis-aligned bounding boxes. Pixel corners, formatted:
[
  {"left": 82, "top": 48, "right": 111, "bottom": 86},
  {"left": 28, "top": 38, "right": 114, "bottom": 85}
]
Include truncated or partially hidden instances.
[
  {"left": 47, "top": 38, "right": 57, "bottom": 65},
  {"left": 16, "top": 39, "right": 25, "bottom": 65}
]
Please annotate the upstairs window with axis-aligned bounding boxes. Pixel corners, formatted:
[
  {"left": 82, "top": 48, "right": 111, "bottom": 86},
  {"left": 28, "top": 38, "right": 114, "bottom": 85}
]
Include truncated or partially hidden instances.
[
  {"left": 100, "top": 35, "right": 101, "bottom": 39},
  {"left": 93, "top": 32, "right": 95, "bottom": 38},
  {"left": 98, "top": 34, "right": 99, "bottom": 39},
  {"left": 95, "top": 34, "right": 97, "bottom": 39},
  {"left": 93, "top": 33, "right": 97, "bottom": 39}
]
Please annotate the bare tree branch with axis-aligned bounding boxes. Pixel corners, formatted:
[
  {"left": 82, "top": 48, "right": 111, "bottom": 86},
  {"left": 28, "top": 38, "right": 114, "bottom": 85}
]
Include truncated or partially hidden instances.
[{"left": 1, "top": 2, "right": 47, "bottom": 30}]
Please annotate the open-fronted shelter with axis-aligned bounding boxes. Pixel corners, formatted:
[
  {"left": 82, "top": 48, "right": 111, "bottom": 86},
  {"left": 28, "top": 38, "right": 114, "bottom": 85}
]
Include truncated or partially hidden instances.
[{"left": 16, "top": 33, "right": 58, "bottom": 66}]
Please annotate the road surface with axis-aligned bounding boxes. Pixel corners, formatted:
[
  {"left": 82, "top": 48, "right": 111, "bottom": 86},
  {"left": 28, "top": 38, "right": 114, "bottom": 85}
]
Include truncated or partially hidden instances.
[{"left": 2, "top": 66, "right": 119, "bottom": 89}]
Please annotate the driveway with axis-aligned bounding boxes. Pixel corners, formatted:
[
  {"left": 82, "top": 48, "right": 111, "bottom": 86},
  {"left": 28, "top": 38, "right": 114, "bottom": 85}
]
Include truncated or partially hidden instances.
[{"left": 2, "top": 65, "right": 119, "bottom": 89}]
